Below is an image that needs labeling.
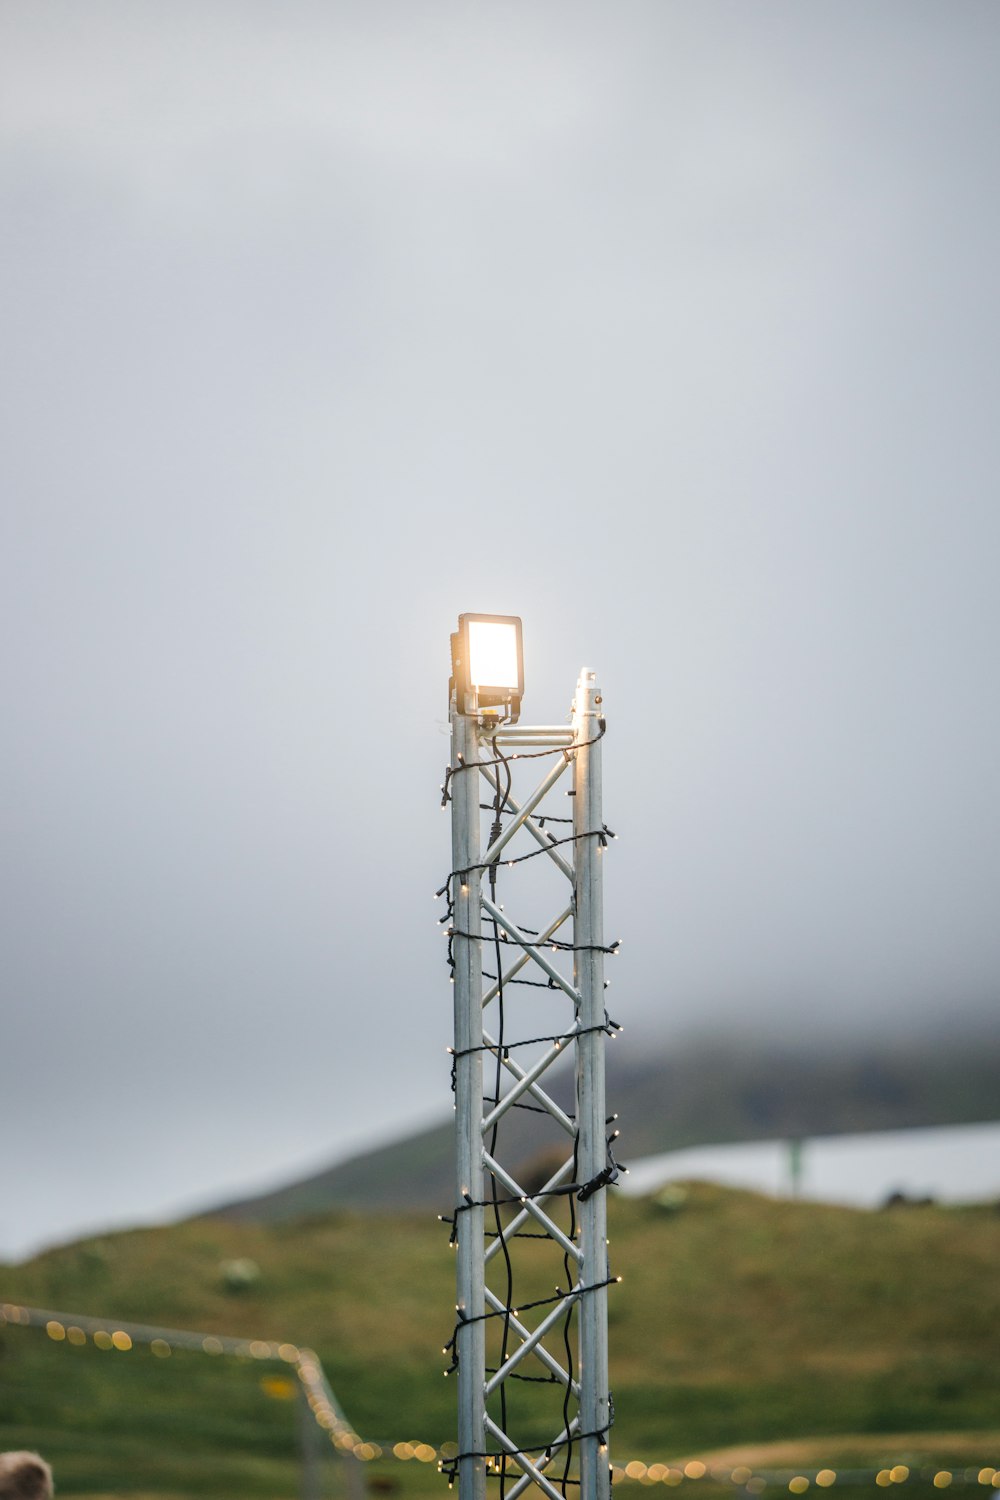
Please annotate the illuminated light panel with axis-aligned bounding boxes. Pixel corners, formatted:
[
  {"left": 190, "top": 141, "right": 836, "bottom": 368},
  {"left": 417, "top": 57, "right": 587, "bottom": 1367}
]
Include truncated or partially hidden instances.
[
  {"left": 891, "top": 1468, "right": 910, "bottom": 1484},
  {"left": 46, "top": 1321, "right": 65, "bottom": 1341},
  {"left": 452, "top": 612, "right": 524, "bottom": 720},
  {"left": 467, "top": 620, "right": 520, "bottom": 691},
  {"left": 67, "top": 1326, "right": 86, "bottom": 1346},
  {"left": 789, "top": 1479, "right": 810, "bottom": 1494},
  {"left": 934, "top": 1476, "right": 953, "bottom": 1490},
  {"left": 111, "top": 1330, "right": 132, "bottom": 1351},
  {"left": 151, "top": 1338, "right": 171, "bottom": 1358},
  {"left": 93, "top": 1330, "right": 113, "bottom": 1350},
  {"left": 684, "top": 1461, "right": 706, "bottom": 1480},
  {"left": 816, "top": 1472, "right": 837, "bottom": 1488}
]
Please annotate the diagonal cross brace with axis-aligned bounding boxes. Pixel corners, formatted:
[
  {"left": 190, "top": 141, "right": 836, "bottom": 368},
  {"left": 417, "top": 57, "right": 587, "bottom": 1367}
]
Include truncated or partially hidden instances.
[
  {"left": 502, "top": 1419, "right": 582, "bottom": 1500},
  {"left": 482, "top": 1150, "right": 584, "bottom": 1266},
  {"left": 484, "top": 1156, "right": 576, "bottom": 1263},
  {"left": 484, "top": 1286, "right": 579, "bottom": 1395},
  {"left": 481, "top": 904, "right": 574, "bottom": 1008},
  {"left": 478, "top": 753, "right": 572, "bottom": 872},
  {"left": 480, "top": 1022, "right": 581, "bottom": 1137},
  {"left": 484, "top": 1417, "right": 572, "bottom": 1500},
  {"left": 480, "top": 1027, "right": 576, "bottom": 1137},
  {"left": 485, "top": 1285, "right": 584, "bottom": 1395},
  {"left": 481, "top": 896, "right": 582, "bottom": 1006},
  {"left": 479, "top": 762, "right": 576, "bottom": 883}
]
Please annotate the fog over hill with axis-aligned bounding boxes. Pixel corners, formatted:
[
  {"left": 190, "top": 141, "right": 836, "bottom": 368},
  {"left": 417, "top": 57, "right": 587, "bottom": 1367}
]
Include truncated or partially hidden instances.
[{"left": 207, "top": 1018, "right": 1000, "bottom": 1225}]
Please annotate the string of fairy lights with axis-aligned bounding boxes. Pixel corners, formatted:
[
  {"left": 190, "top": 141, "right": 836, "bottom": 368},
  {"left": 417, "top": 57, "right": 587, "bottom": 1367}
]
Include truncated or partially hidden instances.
[
  {"left": 0, "top": 1299, "right": 367, "bottom": 1462},
  {"left": 2, "top": 1302, "right": 997, "bottom": 1493}
]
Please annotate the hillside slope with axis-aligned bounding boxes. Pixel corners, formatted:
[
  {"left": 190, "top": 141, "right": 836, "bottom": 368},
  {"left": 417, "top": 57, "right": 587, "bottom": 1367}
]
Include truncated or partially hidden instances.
[
  {"left": 2, "top": 1187, "right": 999, "bottom": 1497},
  {"left": 209, "top": 1030, "right": 1000, "bottom": 1223}
]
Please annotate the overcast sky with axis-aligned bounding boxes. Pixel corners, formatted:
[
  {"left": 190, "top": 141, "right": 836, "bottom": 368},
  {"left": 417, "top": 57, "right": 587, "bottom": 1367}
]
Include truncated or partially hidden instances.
[{"left": 3, "top": 1, "right": 999, "bottom": 1262}]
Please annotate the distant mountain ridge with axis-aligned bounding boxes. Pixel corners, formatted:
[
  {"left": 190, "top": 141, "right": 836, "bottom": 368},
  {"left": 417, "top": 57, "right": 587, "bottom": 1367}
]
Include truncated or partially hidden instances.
[{"left": 205, "top": 1028, "right": 1000, "bottom": 1225}]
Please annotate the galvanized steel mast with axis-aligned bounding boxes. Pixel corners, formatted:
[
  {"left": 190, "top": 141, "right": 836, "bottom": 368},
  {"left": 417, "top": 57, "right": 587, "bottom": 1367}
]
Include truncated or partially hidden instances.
[{"left": 447, "top": 621, "right": 613, "bottom": 1500}]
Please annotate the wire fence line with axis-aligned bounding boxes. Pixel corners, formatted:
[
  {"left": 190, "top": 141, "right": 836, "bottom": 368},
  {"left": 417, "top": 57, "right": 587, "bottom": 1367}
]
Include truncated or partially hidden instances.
[
  {"left": 0, "top": 1300, "right": 369, "bottom": 1466},
  {"left": 3, "top": 1300, "right": 998, "bottom": 1496}
]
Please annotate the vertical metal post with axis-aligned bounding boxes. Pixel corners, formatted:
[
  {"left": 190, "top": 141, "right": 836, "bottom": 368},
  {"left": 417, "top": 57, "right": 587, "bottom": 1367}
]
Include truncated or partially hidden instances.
[
  {"left": 573, "top": 670, "right": 611, "bottom": 1500},
  {"left": 345, "top": 1453, "right": 366, "bottom": 1500},
  {"left": 451, "top": 707, "right": 487, "bottom": 1500},
  {"left": 298, "top": 1384, "right": 323, "bottom": 1500}
]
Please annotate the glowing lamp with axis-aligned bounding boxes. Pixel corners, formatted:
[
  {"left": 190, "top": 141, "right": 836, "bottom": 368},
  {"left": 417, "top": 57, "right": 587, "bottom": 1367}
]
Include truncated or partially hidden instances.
[{"left": 450, "top": 613, "right": 523, "bottom": 724}]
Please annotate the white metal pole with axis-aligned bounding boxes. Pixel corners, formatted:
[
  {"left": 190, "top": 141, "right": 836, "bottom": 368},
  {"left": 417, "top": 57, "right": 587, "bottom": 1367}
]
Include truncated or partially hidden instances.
[
  {"left": 572, "top": 669, "right": 612, "bottom": 1500},
  {"left": 450, "top": 707, "right": 487, "bottom": 1500}
]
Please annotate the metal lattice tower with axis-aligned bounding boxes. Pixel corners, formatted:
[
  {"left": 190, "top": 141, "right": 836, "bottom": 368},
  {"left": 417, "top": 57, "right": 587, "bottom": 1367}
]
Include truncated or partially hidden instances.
[{"left": 444, "top": 665, "right": 618, "bottom": 1500}]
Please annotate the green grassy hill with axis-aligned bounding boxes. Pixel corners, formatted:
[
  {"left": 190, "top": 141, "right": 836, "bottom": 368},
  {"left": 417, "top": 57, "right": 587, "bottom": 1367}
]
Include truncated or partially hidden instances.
[{"left": 2, "top": 1186, "right": 999, "bottom": 1497}]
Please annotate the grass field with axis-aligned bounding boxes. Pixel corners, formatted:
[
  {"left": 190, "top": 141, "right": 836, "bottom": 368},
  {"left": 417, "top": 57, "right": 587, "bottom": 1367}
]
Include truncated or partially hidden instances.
[{"left": 2, "top": 1184, "right": 999, "bottom": 1496}]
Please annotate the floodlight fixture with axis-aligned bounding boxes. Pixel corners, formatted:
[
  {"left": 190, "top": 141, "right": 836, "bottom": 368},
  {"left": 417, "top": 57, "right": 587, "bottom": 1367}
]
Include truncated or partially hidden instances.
[{"left": 450, "top": 613, "right": 523, "bottom": 725}]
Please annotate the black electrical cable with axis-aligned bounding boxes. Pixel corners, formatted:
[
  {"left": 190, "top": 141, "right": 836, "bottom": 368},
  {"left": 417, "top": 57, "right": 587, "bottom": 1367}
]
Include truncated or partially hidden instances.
[
  {"left": 440, "top": 724, "right": 606, "bottom": 808},
  {"left": 440, "top": 824, "right": 615, "bottom": 893}
]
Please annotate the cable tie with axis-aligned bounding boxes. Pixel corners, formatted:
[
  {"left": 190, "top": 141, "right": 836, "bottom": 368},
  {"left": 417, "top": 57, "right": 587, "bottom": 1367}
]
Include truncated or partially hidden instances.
[{"left": 577, "top": 1165, "right": 619, "bottom": 1202}]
